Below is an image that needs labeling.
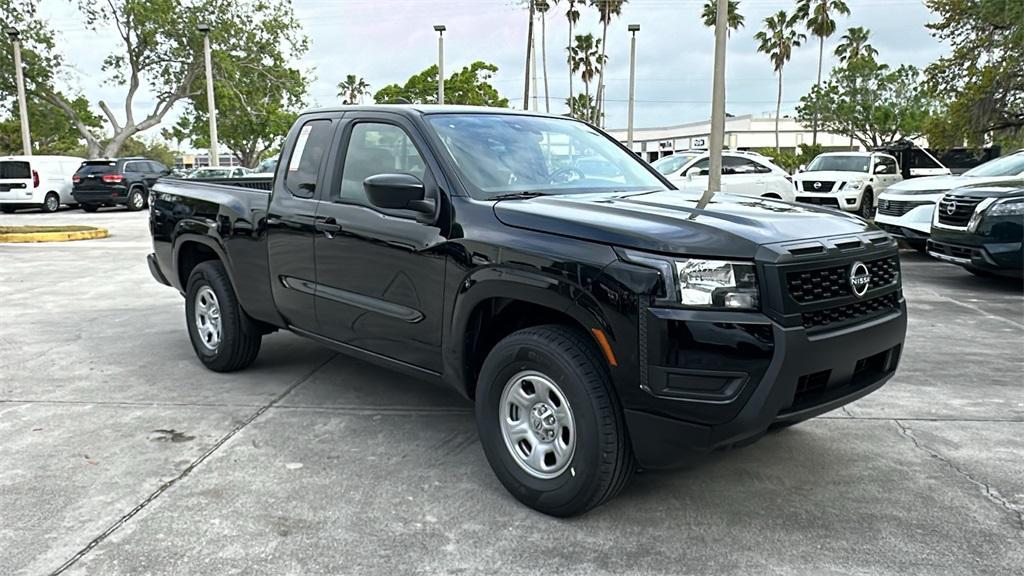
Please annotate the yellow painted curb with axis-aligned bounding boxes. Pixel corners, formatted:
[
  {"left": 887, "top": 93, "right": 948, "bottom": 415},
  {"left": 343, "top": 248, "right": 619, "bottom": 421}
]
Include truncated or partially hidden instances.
[{"left": 0, "top": 228, "right": 109, "bottom": 243}]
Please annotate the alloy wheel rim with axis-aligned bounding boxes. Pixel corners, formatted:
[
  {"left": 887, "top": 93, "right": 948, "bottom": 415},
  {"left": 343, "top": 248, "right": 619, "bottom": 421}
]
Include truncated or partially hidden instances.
[
  {"left": 499, "top": 370, "right": 576, "bottom": 480},
  {"left": 132, "top": 192, "right": 144, "bottom": 208},
  {"left": 46, "top": 196, "right": 58, "bottom": 211},
  {"left": 194, "top": 286, "right": 222, "bottom": 351}
]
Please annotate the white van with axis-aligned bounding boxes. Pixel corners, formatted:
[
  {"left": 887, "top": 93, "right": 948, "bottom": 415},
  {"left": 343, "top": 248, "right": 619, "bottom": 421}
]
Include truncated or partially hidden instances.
[{"left": 0, "top": 155, "right": 87, "bottom": 213}]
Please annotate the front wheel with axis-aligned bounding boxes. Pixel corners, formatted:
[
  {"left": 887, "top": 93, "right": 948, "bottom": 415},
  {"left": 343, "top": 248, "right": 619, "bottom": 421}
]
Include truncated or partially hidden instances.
[
  {"left": 0, "top": 205, "right": 15, "bottom": 214},
  {"left": 859, "top": 189, "right": 875, "bottom": 219},
  {"left": 475, "top": 325, "right": 634, "bottom": 517},
  {"left": 185, "top": 261, "right": 262, "bottom": 372}
]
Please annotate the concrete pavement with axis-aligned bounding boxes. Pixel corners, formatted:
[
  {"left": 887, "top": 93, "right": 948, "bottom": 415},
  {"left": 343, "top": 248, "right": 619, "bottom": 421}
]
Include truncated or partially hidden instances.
[{"left": 1, "top": 208, "right": 1021, "bottom": 575}]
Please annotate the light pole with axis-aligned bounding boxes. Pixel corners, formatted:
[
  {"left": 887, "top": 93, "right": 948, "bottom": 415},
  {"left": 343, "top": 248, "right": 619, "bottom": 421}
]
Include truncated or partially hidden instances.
[
  {"left": 198, "top": 23, "right": 219, "bottom": 167},
  {"left": 698, "top": 0, "right": 728, "bottom": 210},
  {"left": 434, "top": 25, "right": 446, "bottom": 105},
  {"left": 7, "top": 28, "right": 32, "bottom": 156},
  {"left": 626, "top": 24, "right": 639, "bottom": 153}
]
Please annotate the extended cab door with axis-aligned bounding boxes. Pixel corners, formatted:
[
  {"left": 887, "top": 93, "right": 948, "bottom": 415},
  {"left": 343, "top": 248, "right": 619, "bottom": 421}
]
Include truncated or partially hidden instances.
[
  {"left": 266, "top": 115, "right": 340, "bottom": 331},
  {"left": 312, "top": 113, "right": 448, "bottom": 373}
]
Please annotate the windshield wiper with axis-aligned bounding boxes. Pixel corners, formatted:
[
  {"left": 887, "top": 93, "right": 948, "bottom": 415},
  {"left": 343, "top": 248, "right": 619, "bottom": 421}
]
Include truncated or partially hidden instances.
[{"left": 490, "top": 191, "right": 550, "bottom": 201}]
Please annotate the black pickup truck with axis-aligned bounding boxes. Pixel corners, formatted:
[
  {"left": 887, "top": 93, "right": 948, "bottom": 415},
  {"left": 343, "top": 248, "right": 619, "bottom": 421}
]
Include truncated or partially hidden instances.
[{"left": 148, "top": 106, "right": 907, "bottom": 516}]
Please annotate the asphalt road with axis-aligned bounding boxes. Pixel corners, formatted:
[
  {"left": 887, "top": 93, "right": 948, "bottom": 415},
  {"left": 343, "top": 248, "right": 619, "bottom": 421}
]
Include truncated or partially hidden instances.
[{"left": 1, "top": 208, "right": 1022, "bottom": 576}]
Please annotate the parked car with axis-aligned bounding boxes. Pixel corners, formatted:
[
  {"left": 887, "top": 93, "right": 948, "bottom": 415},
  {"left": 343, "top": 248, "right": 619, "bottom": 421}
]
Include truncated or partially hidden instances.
[
  {"left": 926, "top": 181, "right": 1024, "bottom": 278},
  {"left": 248, "top": 157, "right": 278, "bottom": 177},
  {"left": 187, "top": 166, "right": 251, "bottom": 179},
  {"left": 652, "top": 150, "right": 795, "bottom": 202},
  {"left": 793, "top": 152, "right": 902, "bottom": 218},
  {"left": 875, "top": 141, "right": 951, "bottom": 179},
  {"left": 874, "top": 150, "right": 1024, "bottom": 250},
  {"left": 73, "top": 157, "right": 169, "bottom": 212},
  {"left": 148, "top": 106, "right": 907, "bottom": 517},
  {"left": 0, "top": 155, "right": 86, "bottom": 213}
]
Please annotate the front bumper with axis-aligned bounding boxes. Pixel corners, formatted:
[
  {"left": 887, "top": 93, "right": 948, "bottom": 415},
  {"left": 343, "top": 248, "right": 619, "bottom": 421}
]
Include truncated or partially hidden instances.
[
  {"left": 625, "top": 299, "right": 906, "bottom": 469},
  {"left": 874, "top": 194, "right": 941, "bottom": 238},
  {"left": 795, "top": 189, "right": 862, "bottom": 212}
]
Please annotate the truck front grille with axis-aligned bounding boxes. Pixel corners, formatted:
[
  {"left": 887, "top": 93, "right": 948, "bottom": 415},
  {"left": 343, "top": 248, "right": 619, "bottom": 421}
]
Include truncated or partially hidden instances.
[
  {"left": 877, "top": 199, "right": 930, "bottom": 217},
  {"left": 786, "top": 256, "right": 899, "bottom": 304},
  {"left": 936, "top": 195, "right": 984, "bottom": 227},
  {"left": 801, "top": 180, "right": 836, "bottom": 192},
  {"left": 801, "top": 292, "right": 900, "bottom": 329}
]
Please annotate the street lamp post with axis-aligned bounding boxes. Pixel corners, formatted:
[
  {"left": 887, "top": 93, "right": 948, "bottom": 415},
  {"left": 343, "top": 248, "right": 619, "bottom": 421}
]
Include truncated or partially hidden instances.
[
  {"left": 198, "top": 23, "right": 219, "bottom": 167},
  {"left": 698, "top": 0, "right": 728, "bottom": 210},
  {"left": 7, "top": 28, "right": 32, "bottom": 156},
  {"left": 434, "top": 25, "right": 446, "bottom": 105},
  {"left": 626, "top": 24, "right": 640, "bottom": 154}
]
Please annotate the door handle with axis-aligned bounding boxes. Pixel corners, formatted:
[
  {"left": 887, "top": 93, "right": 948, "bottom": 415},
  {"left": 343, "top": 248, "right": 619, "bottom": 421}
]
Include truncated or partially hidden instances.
[{"left": 315, "top": 217, "right": 342, "bottom": 238}]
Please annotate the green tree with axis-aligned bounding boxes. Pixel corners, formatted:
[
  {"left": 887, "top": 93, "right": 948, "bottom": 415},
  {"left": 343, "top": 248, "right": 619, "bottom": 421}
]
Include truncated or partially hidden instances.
[
  {"left": 755, "top": 10, "right": 806, "bottom": 152},
  {"left": 569, "top": 33, "right": 604, "bottom": 123},
  {"left": 566, "top": 93, "right": 598, "bottom": 122},
  {"left": 373, "top": 62, "right": 510, "bottom": 107},
  {"left": 115, "top": 136, "right": 179, "bottom": 167},
  {"left": 337, "top": 75, "right": 371, "bottom": 105},
  {"left": 591, "top": 0, "right": 626, "bottom": 126},
  {"left": 834, "top": 26, "right": 878, "bottom": 64},
  {"left": 701, "top": 0, "right": 745, "bottom": 36},
  {"left": 0, "top": 95, "right": 102, "bottom": 155},
  {"left": 796, "top": 0, "right": 851, "bottom": 145},
  {"left": 565, "top": 0, "right": 582, "bottom": 108},
  {"left": 797, "top": 57, "right": 935, "bottom": 149},
  {"left": 923, "top": 0, "right": 1024, "bottom": 148},
  {"left": 0, "top": 0, "right": 306, "bottom": 159}
]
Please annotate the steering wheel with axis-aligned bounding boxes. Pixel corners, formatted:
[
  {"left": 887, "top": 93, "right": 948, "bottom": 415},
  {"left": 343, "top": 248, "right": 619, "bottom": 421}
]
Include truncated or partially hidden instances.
[{"left": 549, "top": 166, "right": 585, "bottom": 185}]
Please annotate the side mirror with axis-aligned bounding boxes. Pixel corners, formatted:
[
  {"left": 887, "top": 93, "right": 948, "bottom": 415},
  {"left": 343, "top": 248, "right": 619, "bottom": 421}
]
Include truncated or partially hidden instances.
[
  {"left": 364, "top": 173, "right": 433, "bottom": 215},
  {"left": 874, "top": 164, "right": 888, "bottom": 174},
  {"left": 797, "top": 164, "right": 806, "bottom": 172}
]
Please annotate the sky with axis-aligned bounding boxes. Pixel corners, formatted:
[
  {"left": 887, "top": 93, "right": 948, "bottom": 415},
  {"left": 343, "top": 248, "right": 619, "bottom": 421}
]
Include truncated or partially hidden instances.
[{"left": 34, "top": 0, "right": 948, "bottom": 147}]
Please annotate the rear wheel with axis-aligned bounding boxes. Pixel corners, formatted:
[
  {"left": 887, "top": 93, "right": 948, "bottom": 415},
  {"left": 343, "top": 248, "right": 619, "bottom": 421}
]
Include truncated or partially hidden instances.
[
  {"left": 859, "top": 189, "right": 875, "bottom": 219},
  {"left": 127, "top": 188, "right": 146, "bottom": 211},
  {"left": 475, "top": 325, "right": 634, "bottom": 517},
  {"left": 0, "top": 205, "right": 15, "bottom": 214},
  {"left": 41, "top": 193, "right": 60, "bottom": 213},
  {"left": 185, "top": 260, "right": 262, "bottom": 372},
  {"left": 80, "top": 204, "right": 99, "bottom": 213}
]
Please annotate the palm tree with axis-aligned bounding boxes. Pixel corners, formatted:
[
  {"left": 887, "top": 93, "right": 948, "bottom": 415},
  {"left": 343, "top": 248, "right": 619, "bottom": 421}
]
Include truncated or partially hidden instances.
[
  {"left": 536, "top": 0, "right": 558, "bottom": 113},
  {"left": 569, "top": 33, "right": 604, "bottom": 123},
  {"left": 796, "top": 0, "right": 850, "bottom": 144},
  {"left": 565, "top": 0, "right": 581, "bottom": 110},
  {"left": 701, "top": 0, "right": 744, "bottom": 36},
  {"left": 337, "top": 74, "right": 370, "bottom": 105},
  {"left": 754, "top": 10, "right": 806, "bottom": 152},
  {"left": 591, "top": 0, "right": 626, "bottom": 127},
  {"left": 834, "top": 26, "right": 877, "bottom": 64}
]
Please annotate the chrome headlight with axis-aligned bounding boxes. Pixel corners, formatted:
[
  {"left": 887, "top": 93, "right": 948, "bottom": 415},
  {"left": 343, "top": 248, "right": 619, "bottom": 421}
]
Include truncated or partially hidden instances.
[
  {"left": 842, "top": 180, "right": 864, "bottom": 191},
  {"left": 986, "top": 197, "right": 1024, "bottom": 217},
  {"left": 676, "top": 259, "right": 759, "bottom": 309}
]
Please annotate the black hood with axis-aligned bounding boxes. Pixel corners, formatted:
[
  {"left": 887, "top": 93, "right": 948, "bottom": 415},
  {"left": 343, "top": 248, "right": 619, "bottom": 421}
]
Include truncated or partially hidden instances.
[
  {"left": 493, "top": 191, "right": 874, "bottom": 259},
  {"left": 948, "top": 181, "right": 1024, "bottom": 199}
]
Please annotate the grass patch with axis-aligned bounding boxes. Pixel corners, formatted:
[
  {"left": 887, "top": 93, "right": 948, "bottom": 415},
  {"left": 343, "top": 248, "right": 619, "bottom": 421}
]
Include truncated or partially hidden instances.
[{"left": 0, "top": 225, "right": 99, "bottom": 234}]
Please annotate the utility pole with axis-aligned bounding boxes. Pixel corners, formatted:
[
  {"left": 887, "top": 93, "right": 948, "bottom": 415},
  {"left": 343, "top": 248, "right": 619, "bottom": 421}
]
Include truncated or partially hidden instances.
[
  {"left": 698, "top": 0, "right": 728, "bottom": 210},
  {"left": 198, "top": 23, "right": 219, "bottom": 167},
  {"left": 7, "top": 28, "right": 32, "bottom": 156},
  {"left": 531, "top": 27, "right": 539, "bottom": 111},
  {"left": 523, "top": 0, "right": 535, "bottom": 110},
  {"left": 434, "top": 25, "right": 446, "bottom": 105},
  {"left": 626, "top": 24, "right": 639, "bottom": 153}
]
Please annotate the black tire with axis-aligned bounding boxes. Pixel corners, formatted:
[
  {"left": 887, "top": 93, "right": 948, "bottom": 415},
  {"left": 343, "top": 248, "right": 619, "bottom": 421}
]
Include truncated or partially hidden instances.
[
  {"left": 859, "top": 188, "right": 875, "bottom": 219},
  {"left": 41, "top": 192, "right": 60, "bottom": 213},
  {"left": 965, "top": 266, "right": 996, "bottom": 278},
  {"left": 80, "top": 204, "right": 99, "bottom": 213},
  {"left": 0, "top": 205, "right": 15, "bottom": 214},
  {"left": 126, "top": 187, "right": 146, "bottom": 211},
  {"left": 475, "top": 325, "right": 634, "bottom": 517},
  {"left": 185, "top": 260, "right": 262, "bottom": 372}
]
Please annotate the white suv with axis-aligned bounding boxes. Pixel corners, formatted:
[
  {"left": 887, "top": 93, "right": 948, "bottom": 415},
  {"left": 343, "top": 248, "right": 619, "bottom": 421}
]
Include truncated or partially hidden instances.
[
  {"left": 793, "top": 152, "right": 902, "bottom": 218},
  {"left": 652, "top": 150, "right": 795, "bottom": 202},
  {"left": 0, "top": 155, "right": 86, "bottom": 213},
  {"left": 875, "top": 150, "right": 1024, "bottom": 249}
]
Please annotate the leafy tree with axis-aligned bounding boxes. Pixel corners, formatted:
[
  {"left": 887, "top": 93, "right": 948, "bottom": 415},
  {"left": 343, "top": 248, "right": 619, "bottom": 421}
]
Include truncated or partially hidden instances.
[
  {"left": 116, "top": 136, "right": 179, "bottom": 167},
  {"left": 923, "top": 0, "right": 1024, "bottom": 148},
  {"left": 564, "top": 0, "right": 582, "bottom": 107},
  {"left": 0, "top": 0, "right": 306, "bottom": 159},
  {"left": 797, "top": 57, "right": 935, "bottom": 149},
  {"left": 796, "top": 0, "right": 851, "bottom": 145},
  {"left": 0, "top": 95, "right": 102, "bottom": 155},
  {"left": 338, "top": 75, "right": 371, "bottom": 105},
  {"left": 759, "top": 143, "right": 824, "bottom": 172},
  {"left": 591, "top": 0, "right": 626, "bottom": 126},
  {"left": 834, "top": 27, "right": 877, "bottom": 64},
  {"left": 755, "top": 10, "right": 806, "bottom": 152},
  {"left": 701, "top": 0, "right": 745, "bottom": 36},
  {"left": 569, "top": 33, "right": 605, "bottom": 123},
  {"left": 373, "top": 62, "right": 510, "bottom": 107},
  {"left": 566, "top": 93, "right": 598, "bottom": 121}
]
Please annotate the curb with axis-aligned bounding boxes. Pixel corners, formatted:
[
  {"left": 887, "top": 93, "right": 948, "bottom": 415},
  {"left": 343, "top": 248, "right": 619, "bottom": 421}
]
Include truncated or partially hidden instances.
[{"left": 0, "top": 228, "right": 110, "bottom": 243}]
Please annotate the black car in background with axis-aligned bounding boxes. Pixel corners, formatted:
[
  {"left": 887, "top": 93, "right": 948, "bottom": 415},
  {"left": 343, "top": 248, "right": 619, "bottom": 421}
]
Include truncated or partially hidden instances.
[
  {"left": 928, "top": 182, "right": 1024, "bottom": 278},
  {"left": 72, "top": 157, "right": 170, "bottom": 212}
]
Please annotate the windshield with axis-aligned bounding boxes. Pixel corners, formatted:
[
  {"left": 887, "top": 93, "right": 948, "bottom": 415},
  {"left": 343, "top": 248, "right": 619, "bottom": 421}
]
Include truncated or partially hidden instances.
[
  {"left": 963, "top": 152, "right": 1024, "bottom": 177},
  {"left": 426, "top": 114, "right": 667, "bottom": 199},
  {"left": 806, "top": 155, "right": 870, "bottom": 173},
  {"left": 652, "top": 154, "right": 699, "bottom": 175}
]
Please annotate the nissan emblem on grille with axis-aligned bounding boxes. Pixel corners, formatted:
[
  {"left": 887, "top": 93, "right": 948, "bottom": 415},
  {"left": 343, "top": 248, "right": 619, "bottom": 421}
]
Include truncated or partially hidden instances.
[
  {"left": 945, "top": 200, "right": 957, "bottom": 215},
  {"left": 813, "top": 181, "right": 822, "bottom": 190},
  {"left": 849, "top": 261, "right": 871, "bottom": 297}
]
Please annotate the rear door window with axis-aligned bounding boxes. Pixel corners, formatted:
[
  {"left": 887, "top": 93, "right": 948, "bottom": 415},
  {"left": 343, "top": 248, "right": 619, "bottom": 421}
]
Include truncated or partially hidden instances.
[
  {"left": 285, "top": 119, "right": 334, "bottom": 198},
  {"left": 0, "top": 161, "right": 31, "bottom": 179}
]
